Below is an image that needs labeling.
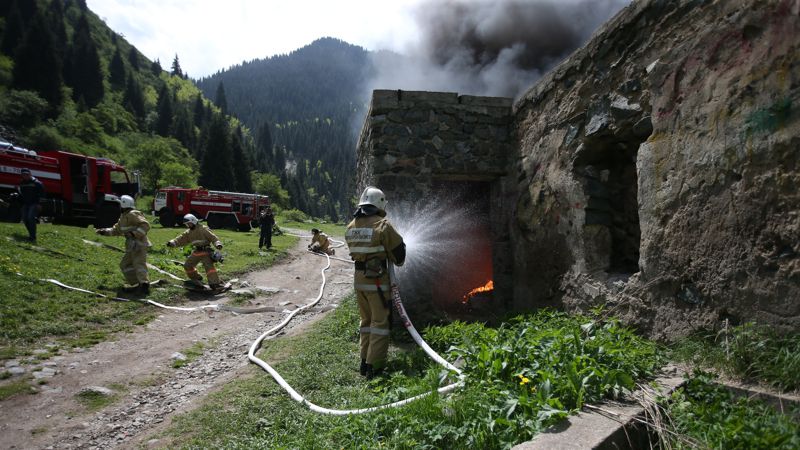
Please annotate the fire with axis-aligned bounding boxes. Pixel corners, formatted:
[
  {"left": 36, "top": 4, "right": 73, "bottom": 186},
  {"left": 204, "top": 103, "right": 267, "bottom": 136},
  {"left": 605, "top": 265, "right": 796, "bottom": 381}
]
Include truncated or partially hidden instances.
[{"left": 462, "top": 280, "right": 494, "bottom": 303}]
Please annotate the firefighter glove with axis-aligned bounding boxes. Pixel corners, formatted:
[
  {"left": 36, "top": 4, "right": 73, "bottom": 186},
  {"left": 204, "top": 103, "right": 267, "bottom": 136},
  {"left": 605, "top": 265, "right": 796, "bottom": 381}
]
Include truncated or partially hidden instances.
[{"left": 216, "top": 244, "right": 223, "bottom": 250}]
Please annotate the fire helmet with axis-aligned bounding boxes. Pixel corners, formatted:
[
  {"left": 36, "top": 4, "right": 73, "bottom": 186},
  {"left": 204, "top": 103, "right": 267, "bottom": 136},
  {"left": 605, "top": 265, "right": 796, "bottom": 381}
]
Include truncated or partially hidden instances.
[
  {"left": 358, "top": 186, "right": 387, "bottom": 210},
  {"left": 183, "top": 214, "right": 199, "bottom": 225},
  {"left": 120, "top": 195, "right": 135, "bottom": 209}
]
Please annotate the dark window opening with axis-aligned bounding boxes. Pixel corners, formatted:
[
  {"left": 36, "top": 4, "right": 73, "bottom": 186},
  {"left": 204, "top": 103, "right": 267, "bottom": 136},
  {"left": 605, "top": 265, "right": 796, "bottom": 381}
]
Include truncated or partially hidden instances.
[{"left": 575, "top": 143, "right": 641, "bottom": 274}]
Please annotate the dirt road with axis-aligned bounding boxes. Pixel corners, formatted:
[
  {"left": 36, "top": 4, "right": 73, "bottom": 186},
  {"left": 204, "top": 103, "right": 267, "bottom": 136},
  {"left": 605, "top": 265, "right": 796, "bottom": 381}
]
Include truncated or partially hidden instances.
[{"left": 0, "top": 236, "right": 353, "bottom": 449}]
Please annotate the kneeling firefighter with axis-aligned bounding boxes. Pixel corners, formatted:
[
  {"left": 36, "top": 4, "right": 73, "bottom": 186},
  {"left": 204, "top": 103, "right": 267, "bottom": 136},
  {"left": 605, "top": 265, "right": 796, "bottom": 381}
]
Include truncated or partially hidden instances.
[
  {"left": 345, "top": 186, "right": 405, "bottom": 379},
  {"left": 96, "top": 195, "right": 152, "bottom": 294},
  {"left": 167, "top": 214, "right": 224, "bottom": 289}
]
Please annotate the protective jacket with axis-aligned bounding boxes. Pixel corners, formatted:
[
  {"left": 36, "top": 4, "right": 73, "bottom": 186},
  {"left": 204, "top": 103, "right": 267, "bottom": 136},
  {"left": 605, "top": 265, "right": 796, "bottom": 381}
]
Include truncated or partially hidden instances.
[
  {"left": 311, "top": 232, "right": 331, "bottom": 253},
  {"left": 171, "top": 224, "right": 221, "bottom": 249},
  {"left": 108, "top": 209, "right": 152, "bottom": 248},
  {"left": 345, "top": 211, "right": 405, "bottom": 291}
]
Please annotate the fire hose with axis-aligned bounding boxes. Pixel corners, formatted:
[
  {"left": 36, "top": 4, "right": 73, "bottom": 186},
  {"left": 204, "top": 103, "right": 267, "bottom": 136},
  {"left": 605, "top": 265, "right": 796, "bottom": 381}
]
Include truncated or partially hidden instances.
[
  {"left": 247, "top": 257, "right": 464, "bottom": 415},
  {"left": 29, "top": 234, "right": 466, "bottom": 414}
]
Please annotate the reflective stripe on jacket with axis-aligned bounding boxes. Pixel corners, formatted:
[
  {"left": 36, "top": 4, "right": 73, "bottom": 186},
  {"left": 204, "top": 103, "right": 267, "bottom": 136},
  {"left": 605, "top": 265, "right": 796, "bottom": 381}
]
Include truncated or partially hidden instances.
[
  {"left": 110, "top": 210, "right": 152, "bottom": 248},
  {"left": 172, "top": 224, "right": 221, "bottom": 248},
  {"left": 345, "top": 213, "right": 404, "bottom": 289}
]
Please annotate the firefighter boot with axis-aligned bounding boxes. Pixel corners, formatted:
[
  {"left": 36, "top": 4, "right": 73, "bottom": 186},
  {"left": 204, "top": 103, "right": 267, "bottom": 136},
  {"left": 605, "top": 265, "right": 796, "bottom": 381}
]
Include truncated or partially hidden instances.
[
  {"left": 138, "top": 283, "right": 150, "bottom": 295},
  {"left": 364, "top": 364, "right": 384, "bottom": 380},
  {"left": 360, "top": 359, "right": 368, "bottom": 376}
]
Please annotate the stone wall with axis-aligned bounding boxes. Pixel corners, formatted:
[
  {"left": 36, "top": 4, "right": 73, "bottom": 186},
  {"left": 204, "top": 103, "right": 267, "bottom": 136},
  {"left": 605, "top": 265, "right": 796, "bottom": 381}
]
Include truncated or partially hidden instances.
[
  {"left": 356, "top": 0, "right": 799, "bottom": 338},
  {"left": 355, "top": 90, "right": 514, "bottom": 318},
  {"left": 512, "top": 0, "right": 800, "bottom": 339}
]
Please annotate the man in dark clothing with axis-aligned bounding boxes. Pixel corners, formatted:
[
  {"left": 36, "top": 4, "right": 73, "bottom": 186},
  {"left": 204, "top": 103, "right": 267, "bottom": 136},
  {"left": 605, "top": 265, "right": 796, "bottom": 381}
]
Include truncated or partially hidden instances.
[
  {"left": 259, "top": 207, "right": 275, "bottom": 250},
  {"left": 17, "top": 168, "right": 44, "bottom": 242}
]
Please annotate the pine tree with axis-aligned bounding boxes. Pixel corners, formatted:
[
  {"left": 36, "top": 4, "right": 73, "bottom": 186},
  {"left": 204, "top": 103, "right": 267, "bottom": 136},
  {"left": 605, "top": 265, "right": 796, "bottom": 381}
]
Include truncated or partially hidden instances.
[
  {"left": 12, "top": 12, "right": 63, "bottom": 117},
  {"left": 127, "top": 47, "right": 140, "bottom": 71},
  {"left": 192, "top": 93, "right": 206, "bottom": 129},
  {"left": 109, "top": 47, "right": 126, "bottom": 91},
  {"left": 198, "top": 114, "right": 235, "bottom": 190},
  {"left": 170, "top": 54, "right": 183, "bottom": 78},
  {"left": 172, "top": 107, "right": 195, "bottom": 153},
  {"left": 255, "top": 122, "right": 274, "bottom": 172},
  {"left": 231, "top": 128, "right": 253, "bottom": 192},
  {"left": 123, "top": 76, "right": 145, "bottom": 120},
  {"left": 0, "top": 2, "right": 24, "bottom": 56},
  {"left": 68, "top": 14, "right": 104, "bottom": 108},
  {"left": 154, "top": 84, "right": 174, "bottom": 136},
  {"left": 151, "top": 58, "right": 162, "bottom": 76},
  {"left": 45, "top": 0, "right": 68, "bottom": 64},
  {"left": 214, "top": 81, "right": 227, "bottom": 116}
]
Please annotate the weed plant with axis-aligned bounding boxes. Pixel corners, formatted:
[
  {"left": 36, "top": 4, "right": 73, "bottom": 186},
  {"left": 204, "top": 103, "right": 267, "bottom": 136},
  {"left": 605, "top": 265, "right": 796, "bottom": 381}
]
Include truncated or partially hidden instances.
[
  {"left": 670, "top": 322, "right": 800, "bottom": 392},
  {"left": 660, "top": 371, "right": 800, "bottom": 449},
  {"left": 164, "top": 298, "right": 661, "bottom": 449}
]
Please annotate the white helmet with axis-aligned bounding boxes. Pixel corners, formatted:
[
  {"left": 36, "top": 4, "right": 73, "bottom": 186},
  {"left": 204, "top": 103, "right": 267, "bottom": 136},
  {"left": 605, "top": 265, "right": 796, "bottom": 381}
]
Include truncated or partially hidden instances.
[
  {"left": 183, "top": 214, "right": 199, "bottom": 225},
  {"left": 358, "top": 186, "right": 387, "bottom": 210},
  {"left": 120, "top": 195, "right": 135, "bottom": 209}
]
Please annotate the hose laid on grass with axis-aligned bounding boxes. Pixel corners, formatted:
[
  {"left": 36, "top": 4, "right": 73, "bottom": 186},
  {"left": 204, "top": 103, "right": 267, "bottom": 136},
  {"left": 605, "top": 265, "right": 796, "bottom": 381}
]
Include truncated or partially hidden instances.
[{"left": 248, "top": 257, "right": 464, "bottom": 415}]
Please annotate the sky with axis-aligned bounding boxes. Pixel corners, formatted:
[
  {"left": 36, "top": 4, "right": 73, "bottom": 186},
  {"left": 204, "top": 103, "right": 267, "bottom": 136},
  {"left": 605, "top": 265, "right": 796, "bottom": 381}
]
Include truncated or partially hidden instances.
[
  {"left": 86, "top": 0, "right": 425, "bottom": 79},
  {"left": 86, "top": 0, "right": 630, "bottom": 98}
]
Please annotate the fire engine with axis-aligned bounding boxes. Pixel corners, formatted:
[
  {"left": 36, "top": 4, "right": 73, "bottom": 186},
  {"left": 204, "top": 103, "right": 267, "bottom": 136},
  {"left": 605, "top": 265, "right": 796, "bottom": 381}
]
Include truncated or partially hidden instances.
[
  {"left": 0, "top": 141, "right": 140, "bottom": 228},
  {"left": 153, "top": 187, "right": 270, "bottom": 231}
]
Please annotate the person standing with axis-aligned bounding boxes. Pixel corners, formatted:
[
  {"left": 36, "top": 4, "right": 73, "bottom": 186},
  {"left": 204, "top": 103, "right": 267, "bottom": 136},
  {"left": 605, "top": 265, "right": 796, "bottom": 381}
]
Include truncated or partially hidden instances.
[
  {"left": 345, "top": 186, "right": 405, "bottom": 379},
  {"left": 167, "top": 214, "right": 224, "bottom": 289},
  {"left": 96, "top": 195, "right": 152, "bottom": 294},
  {"left": 17, "top": 168, "right": 44, "bottom": 242},
  {"left": 259, "top": 207, "right": 275, "bottom": 250}
]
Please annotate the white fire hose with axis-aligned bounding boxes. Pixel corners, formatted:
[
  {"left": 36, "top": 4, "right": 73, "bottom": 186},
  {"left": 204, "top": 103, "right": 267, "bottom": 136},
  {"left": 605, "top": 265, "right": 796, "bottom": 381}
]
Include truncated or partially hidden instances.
[{"left": 31, "top": 234, "right": 465, "bottom": 414}]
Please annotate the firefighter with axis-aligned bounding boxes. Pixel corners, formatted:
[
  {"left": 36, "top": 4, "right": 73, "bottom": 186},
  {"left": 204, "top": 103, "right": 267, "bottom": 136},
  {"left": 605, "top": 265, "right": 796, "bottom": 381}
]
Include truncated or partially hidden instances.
[
  {"left": 96, "top": 195, "right": 152, "bottom": 294},
  {"left": 167, "top": 214, "right": 224, "bottom": 289},
  {"left": 17, "top": 168, "right": 44, "bottom": 242},
  {"left": 308, "top": 228, "right": 335, "bottom": 255},
  {"left": 259, "top": 207, "right": 275, "bottom": 250},
  {"left": 345, "top": 186, "right": 405, "bottom": 379}
]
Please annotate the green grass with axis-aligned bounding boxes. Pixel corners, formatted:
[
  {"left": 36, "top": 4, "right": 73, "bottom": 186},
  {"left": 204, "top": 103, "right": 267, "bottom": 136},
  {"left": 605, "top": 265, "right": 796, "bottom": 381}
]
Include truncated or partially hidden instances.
[
  {"left": 75, "top": 388, "right": 119, "bottom": 411},
  {"left": 276, "top": 211, "right": 347, "bottom": 237},
  {"left": 0, "top": 379, "right": 34, "bottom": 400},
  {"left": 160, "top": 297, "right": 662, "bottom": 449},
  {"left": 172, "top": 341, "right": 206, "bottom": 368},
  {"left": 0, "top": 221, "right": 297, "bottom": 361},
  {"left": 660, "top": 371, "right": 800, "bottom": 449},
  {"left": 670, "top": 322, "right": 800, "bottom": 392}
]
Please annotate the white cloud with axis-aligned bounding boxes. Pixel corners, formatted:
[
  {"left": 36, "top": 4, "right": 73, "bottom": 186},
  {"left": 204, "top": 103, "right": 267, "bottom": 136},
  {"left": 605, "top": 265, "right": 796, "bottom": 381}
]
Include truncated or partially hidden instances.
[{"left": 87, "top": 0, "right": 422, "bottom": 78}]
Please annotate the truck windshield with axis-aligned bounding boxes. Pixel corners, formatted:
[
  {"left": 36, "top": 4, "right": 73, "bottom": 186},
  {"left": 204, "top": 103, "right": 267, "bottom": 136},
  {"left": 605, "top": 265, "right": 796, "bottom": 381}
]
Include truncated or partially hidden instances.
[{"left": 110, "top": 170, "right": 129, "bottom": 184}]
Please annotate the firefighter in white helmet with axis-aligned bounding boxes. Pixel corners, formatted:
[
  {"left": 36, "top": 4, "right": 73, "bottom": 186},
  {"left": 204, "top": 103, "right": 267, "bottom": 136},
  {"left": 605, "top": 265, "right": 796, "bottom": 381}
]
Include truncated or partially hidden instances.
[
  {"left": 345, "top": 186, "right": 405, "bottom": 379},
  {"left": 96, "top": 195, "right": 152, "bottom": 294},
  {"left": 167, "top": 214, "right": 224, "bottom": 289}
]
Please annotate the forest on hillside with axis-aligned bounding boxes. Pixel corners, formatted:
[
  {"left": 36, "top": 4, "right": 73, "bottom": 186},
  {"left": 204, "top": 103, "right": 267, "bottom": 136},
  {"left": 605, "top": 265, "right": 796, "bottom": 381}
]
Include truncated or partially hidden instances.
[
  {"left": 197, "top": 37, "right": 372, "bottom": 221},
  {"left": 0, "top": 0, "right": 322, "bottom": 219}
]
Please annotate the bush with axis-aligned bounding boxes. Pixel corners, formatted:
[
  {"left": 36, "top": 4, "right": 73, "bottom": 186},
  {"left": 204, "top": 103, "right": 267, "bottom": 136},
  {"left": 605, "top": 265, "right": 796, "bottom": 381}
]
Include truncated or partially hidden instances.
[
  {"left": 280, "top": 208, "right": 308, "bottom": 223},
  {"left": 23, "top": 125, "right": 64, "bottom": 151},
  {"left": 0, "top": 89, "right": 48, "bottom": 129}
]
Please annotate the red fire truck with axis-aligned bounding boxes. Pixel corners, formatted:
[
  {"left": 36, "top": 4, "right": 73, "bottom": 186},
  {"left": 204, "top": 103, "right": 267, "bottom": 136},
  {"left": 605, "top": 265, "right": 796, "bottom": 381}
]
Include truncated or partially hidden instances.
[
  {"left": 153, "top": 187, "right": 270, "bottom": 231},
  {"left": 0, "top": 141, "right": 140, "bottom": 228}
]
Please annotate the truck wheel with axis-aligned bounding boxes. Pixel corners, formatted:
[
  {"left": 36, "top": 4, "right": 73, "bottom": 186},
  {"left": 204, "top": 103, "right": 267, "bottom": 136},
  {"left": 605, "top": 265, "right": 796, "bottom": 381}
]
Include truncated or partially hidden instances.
[
  {"left": 159, "top": 208, "right": 176, "bottom": 227},
  {"left": 94, "top": 202, "right": 121, "bottom": 228},
  {"left": 223, "top": 215, "right": 238, "bottom": 230},
  {"left": 207, "top": 214, "right": 223, "bottom": 229},
  {"left": 238, "top": 222, "right": 252, "bottom": 232},
  {"left": 0, "top": 203, "right": 21, "bottom": 223}
]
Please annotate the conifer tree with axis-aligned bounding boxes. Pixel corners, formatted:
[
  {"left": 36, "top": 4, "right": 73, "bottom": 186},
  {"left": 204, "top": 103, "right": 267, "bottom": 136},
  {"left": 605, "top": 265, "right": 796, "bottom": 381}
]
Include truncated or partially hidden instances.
[
  {"left": 45, "top": 0, "right": 67, "bottom": 63},
  {"left": 231, "top": 129, "right": 253, "bottom": 193},
  {"left": 170, "top": 54, "right": 183, "bottom": 78},
  {"left": 192, "top": 93, "right": 206, "bottom": 128},
  {"left": 214, "top": 81, "right": 227, "bottom": 116},
  {"left": 68, "top": 14, "right": 104, "bottom": 108},
  {"left": 12, "top": 12, "right": 63, "bottom": 117},
  {"left": 151, "top": 58, "right": 162, "bottom": 76},
  {"left": 154, "top": 84, "right": 174, "bottom": 136},
  {"left": 109, "top": 47, "right": 126, "bottom": 91},
  {"left": 198, "top": 114, "right": 235, "bottom": 190},
  {"left": 172, "top": 107, "right": 195, "bottom": 153},
  {"left": 127, "top": 47, "right": 140, "bottom": 70},
  {"left": 255, "top": 122, "right": 274, "bottom": 172},
  {"left": 123, "top": 76, "right": 145, "bottom": 120},
  {"left": 0, "top": 2, "right": 24, "bottom": 56}
]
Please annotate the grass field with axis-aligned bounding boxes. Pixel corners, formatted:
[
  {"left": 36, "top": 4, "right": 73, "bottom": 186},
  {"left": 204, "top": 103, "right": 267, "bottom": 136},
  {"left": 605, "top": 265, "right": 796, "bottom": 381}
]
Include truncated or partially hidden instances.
[{"left": 0, "top": 219, "right": 297, "bottom": 361}]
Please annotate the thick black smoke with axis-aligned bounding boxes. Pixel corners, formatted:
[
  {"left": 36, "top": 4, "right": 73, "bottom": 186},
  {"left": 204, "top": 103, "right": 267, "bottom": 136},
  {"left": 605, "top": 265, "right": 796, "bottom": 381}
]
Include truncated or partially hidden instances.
[{"left": 367, "top": 0, "right": 630, "bottom": 99}]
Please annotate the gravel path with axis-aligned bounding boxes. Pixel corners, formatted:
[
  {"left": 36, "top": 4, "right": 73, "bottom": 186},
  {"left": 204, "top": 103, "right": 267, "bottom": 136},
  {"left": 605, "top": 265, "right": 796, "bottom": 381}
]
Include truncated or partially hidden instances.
[{"left": 0, "top": 237, "right": 353, "bottom": 449}]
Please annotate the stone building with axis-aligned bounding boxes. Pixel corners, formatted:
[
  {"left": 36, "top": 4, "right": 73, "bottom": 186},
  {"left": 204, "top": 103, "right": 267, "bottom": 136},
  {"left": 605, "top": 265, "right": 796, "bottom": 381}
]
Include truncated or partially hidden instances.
[{"left": 356, "top": 0, "right": 799, "bottom": 338}]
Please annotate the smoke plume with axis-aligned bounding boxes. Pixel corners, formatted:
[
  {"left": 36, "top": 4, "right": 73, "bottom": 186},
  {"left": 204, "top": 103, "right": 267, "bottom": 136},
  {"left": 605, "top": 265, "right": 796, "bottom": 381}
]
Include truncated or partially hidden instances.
[{"left": 367, "top": 0, "right": 630, "bottom": 99}]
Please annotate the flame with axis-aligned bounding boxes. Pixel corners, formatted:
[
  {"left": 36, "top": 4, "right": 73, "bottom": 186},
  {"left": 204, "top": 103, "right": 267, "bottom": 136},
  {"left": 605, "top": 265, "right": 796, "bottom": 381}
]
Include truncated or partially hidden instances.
[{"left": 463, "top": 280, "right": 494, "bottom": 303}]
